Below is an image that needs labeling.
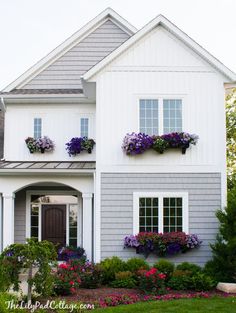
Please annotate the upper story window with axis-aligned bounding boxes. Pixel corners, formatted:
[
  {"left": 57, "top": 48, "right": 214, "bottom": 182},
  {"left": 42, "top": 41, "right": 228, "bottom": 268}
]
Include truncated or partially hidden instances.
[
  {"left": 34, "top": 118, "right": 42, "bottom": 139},
  {"left": 139, "top": 99, "right": 159, "bottom": 136},
  {"left": 139, "top": 98, "right": 182, "bottom": 135},
  {"left": 133, "top": 192, "right": 188, "bottom": 234},
  {"left": 80, "top": 118, "right": 89, "bottom": 138},
  {"left": 163, "top": 99, "right": 182, "bottom": 133}
]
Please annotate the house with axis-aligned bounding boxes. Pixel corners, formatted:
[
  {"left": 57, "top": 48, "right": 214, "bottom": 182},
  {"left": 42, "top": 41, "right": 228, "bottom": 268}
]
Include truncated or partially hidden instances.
[{"left": 0, "top": 8, "right": 235, "bottom": 265}]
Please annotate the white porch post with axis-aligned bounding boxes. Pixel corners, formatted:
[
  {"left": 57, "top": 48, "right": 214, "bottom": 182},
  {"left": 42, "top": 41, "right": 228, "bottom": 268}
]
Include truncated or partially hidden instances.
[
  {"left": 82, "top": 193, "right": 93, "bottom": 261},
  {"left": 3, "top": 193, "right": 15, "bottom": 249}
]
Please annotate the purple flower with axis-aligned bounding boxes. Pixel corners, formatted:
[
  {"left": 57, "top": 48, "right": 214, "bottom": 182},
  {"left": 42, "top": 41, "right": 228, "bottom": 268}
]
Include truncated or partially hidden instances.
[
  {"left": 122, "top": 133, "right": 153, "bottom": 155},
  {"left": 35, "top": 136, "right": 54, "bottom": 151},
  {"left": 124, "top": 235, "right": 140, "bottom": 248},
  {"left": 186, "top": 234, "right": 202, "bottom": 249}
]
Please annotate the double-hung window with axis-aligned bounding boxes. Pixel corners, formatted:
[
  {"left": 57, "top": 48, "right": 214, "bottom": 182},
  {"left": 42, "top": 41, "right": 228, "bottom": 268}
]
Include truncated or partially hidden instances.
[
  {"left": 80, "top": 118, "right": 89, "bottom": 138},
  {"left": 34, "top": 118, "right": 42, "bottom": 139},
  {"left": 133, "top": 192, "right": 188, "bottom": 234},
  {"left": 139, "top": 98, "right": 182, "bottom": 135}
]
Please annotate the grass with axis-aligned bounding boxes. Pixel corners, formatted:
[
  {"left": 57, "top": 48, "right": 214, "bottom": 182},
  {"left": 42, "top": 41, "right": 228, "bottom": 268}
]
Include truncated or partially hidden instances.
[{"left": 93, "top": 297, "right": 236, "bottom": 313}]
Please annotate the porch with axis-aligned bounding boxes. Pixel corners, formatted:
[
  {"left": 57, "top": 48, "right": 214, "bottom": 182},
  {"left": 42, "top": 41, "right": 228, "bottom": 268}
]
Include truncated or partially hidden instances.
[{"left": 0, "top": 161, "right": 96, "bottom": 261}]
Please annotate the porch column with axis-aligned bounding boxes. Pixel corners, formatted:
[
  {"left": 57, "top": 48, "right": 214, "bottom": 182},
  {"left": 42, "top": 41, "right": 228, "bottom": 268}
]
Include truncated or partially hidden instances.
[
  {"left": 3, "top": 193, "right": 15, "bottom": 249},
  {"left": 82, "top": 193, "right": 93, "bottom": 261}
]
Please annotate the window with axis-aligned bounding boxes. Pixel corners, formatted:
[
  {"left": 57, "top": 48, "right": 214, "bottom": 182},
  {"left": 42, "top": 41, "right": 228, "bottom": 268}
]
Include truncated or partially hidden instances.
[
  {"left": 139, "top": 98, "right": 183, "bottom": 135},
  {"left": 80, "top": 118, "right": 89, "bottom": 137},
  {"left": 30, "top": 205, "right": 39, "bottom": 239},
  {"left": 69, "top": 204, "right": 78, "bottom": 247},
  {"left": 163, "top": 99, "right": 182, "bottom": 133},
  {"left": 139, "top": 99, "right": 158, "bottom": 135},
  {"left": 34, "top": 118, "right": 42, "bottom": 139},
  {"left": 133, "top": 192, "right": 188, "bottom": 234}
]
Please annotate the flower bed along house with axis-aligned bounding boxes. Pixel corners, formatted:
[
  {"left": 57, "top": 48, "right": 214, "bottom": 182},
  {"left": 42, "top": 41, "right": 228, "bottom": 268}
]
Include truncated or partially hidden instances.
[
  {"left": 122, "top": 132, "right": 198, "bottom": 155},
  {"left": 124, "top": 232, "right": 202, "bottom": 258},
  {"left": 25, "top": 136, "right": 54, "bottom": 153},
  {"left": 66, "top": 137, "right": 95, "bottom": 156}
]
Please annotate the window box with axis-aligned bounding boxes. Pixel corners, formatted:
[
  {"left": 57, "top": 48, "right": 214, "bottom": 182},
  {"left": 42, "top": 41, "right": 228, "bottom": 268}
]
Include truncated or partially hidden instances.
[
  {"left": 66, "top": 137, "right": 95, "bottom": 156},
  {"left": 25, "top": 136, "right": 54, "bottom": 154}
]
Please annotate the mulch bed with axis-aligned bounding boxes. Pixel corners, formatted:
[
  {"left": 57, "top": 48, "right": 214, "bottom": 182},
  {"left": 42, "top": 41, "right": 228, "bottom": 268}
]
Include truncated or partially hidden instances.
[{"left": 55, "top": 287, "right": 236, "bottom": 303}]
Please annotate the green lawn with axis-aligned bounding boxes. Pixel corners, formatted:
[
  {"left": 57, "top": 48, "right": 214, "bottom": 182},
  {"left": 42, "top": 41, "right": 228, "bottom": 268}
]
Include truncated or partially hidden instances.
[{"left": 93, "top": 297, "right": 236, "bottom": 313}]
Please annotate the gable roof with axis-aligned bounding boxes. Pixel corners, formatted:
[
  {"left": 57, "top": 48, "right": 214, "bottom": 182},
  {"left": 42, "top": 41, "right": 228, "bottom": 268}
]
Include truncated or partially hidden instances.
[
  {"left": 2, "top": 8, "right": 137, "bottom": 92},
  {"left": 83, "top": 14, "right": 236, "bottom": 82}
]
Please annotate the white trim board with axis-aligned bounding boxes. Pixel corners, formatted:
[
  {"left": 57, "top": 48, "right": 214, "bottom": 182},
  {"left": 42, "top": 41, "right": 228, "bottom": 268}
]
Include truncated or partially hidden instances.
[
  {"left": 83, "top": 14, "right": 236, "bottom": 82},
  {"left": 2, "top": 8, "right": 137, "bottom": 92},
  {"left": 133, "top": 191, "right": 189, "bottom": 234}
]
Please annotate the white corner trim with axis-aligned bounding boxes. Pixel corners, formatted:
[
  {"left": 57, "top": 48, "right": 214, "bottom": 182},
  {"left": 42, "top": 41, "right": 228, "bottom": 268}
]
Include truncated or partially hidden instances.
[
  {"left": 2, "top": 8, "right": 136, "bottom": 92},
  {"left": 133, "top": 191, "right": 189, "bottom": 234},
  {"left": 83, "top": 14, "right": 236, "bottom": 82}
]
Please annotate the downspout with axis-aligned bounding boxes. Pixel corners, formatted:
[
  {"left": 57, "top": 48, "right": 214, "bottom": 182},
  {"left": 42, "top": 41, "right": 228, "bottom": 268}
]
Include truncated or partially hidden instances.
[{"left": 0, "top": 97, "right": 6, "bottom": 112}]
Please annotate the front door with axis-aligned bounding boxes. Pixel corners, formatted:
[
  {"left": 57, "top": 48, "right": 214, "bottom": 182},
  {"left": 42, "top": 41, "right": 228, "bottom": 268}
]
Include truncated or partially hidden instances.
[{"left": 42, "top": 205, "right": 66, "bottom": 246}]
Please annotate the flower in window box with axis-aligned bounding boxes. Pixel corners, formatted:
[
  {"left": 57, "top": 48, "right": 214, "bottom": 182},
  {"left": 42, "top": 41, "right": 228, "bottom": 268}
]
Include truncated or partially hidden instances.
[
  {"left": 35, "top": 136, "right": 54, "bottom": 153},
  {"left": 81, "top": 138, "right": 96, "bottom": 154},
  {"left": 66, "top": 137, "right": 96, "bottom": 156},
  {"left": 122, "top": 133, "right": 153, "bottom": 155},
  {"left": 25, "top": 137, "right": 37, "bottom": 153},
  {"left": 152, "top": 136, "right": 169, "bottom": 154}
]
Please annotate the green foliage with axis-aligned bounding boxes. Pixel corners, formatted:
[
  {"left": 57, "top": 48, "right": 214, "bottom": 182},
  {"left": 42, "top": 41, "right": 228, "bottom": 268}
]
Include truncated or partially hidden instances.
[
  {"left": 226, "top": 88, "right": 236, "bottom": 178},
  {"left": 167, "top": 270, "right": 192, "bottom": 290},
  {"left": 126, "top": 258, "right": 149, "bottom": 273},
  {"left": 153, "top": 259, "right": 175, "bottom": 279},
  {"left": 110, "top": 271, "right": 137, "bottom": 288},
  {"left": 100, "top": 257, "right": 127, "bottom": 284},
  {"left": 79, "top": 263, "right": 103, "bottom": 289},
  {"left": 205, "top": 188, "right": 236, "bottom": 282},
  {"left": 137, "top": 268, "right": 166, "bottom": 294},
  {"left": 176, "top": 262, "right": 202, "bottom": 274},
  {"left": 0, "top": 293, "right": 24, "bottom": 313},
  {"left": 190, "top": 272, "right": 216, "bottom": 291},
  {"left": 0, "top": 238, "right": 57, "bottom": 301}
]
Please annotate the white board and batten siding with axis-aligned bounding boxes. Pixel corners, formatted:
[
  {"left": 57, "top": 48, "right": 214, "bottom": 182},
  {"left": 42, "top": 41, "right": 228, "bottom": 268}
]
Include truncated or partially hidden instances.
[{"left": 23, "top": 20, "right": 130, "bottom": 89}]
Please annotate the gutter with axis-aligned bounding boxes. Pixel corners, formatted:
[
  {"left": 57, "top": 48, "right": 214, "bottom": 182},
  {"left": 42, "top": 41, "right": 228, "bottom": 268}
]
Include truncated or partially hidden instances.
[{"left": 0, "top": 97, "right": 6, "bottom": 112}]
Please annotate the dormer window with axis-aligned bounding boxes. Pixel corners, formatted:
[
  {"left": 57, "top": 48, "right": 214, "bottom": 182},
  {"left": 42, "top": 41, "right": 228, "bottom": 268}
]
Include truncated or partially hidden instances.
[{"left": 34, "top": 118, "right": 42, "bottom": 139}]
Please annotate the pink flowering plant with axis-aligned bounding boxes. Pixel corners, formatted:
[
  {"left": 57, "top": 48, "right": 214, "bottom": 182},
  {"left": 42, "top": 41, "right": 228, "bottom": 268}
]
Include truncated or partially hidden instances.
[
  {"left": 124, "top": 232, "right": 202, "bottom": 258},
  {"left": 137, "top": 267, "right": 166, "bottom": 294},
  {"left": 54, "top": 261, "right": 81, "bottom": 295}
]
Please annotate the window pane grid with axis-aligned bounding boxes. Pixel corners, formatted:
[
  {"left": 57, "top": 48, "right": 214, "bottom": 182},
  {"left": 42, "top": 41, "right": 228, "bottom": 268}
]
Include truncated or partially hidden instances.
[
  {"left": 30, "top": 205, "right": 39, "bottom": 239},
  {"left": 34, "top": 118, "right": 42, "bottom": 139},
  {"left": 139, "top": 197, "right": 158, "bottom": 232},
  {"left": 163, "top": 99, "right": 182, "bottom": 133},
  {"left": 80, "top": 118, "right": 89, "bottom": 138},
  {"left": 163, "top": 197, "right": 183, "bottom": 233},
  {"left": 139, "top": 99, "right": 158, "bottom": 136}
]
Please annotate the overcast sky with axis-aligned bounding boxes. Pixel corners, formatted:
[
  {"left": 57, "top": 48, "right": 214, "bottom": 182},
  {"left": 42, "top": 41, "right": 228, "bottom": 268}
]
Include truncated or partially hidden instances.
[{"left": 0, "top": 0, "right": 235, "bottom": 90}]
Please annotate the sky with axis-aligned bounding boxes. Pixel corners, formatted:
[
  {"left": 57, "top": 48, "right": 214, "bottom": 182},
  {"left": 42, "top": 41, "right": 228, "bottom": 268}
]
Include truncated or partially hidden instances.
[{"left": 0, "top": 0, "right": 235, "bottom": 90}]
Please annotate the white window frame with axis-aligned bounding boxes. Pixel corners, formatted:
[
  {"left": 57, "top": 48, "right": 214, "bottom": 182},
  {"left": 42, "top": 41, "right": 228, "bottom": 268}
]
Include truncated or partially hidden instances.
[
  {"left": 137, "top": 96, "right": 185, "bottom": 135},
  {"left": 133, "top": 192, "right": 189, "bottom": 234},
  {"left": 26, "top": 190, "right": 82, "bottom": 247}
]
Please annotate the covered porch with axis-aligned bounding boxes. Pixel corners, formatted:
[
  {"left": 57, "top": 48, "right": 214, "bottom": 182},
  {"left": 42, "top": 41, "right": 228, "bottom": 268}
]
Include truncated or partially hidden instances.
[{"left": 0, "top": 161, "right": 96, "bottom": 261}]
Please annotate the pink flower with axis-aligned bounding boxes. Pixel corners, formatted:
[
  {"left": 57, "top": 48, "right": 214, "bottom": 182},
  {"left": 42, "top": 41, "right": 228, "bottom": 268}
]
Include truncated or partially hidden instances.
[{"left": 69, "top": 281, "right": 74, "bottom": 285}]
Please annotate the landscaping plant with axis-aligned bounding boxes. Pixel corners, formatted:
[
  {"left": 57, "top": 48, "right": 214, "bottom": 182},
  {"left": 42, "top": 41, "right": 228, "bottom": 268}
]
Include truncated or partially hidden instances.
[
  {"left": 110, "top": 271, "right": 137, "bottom": 288},
  {"left": 100, "top": 256, "right": 127, "bottom": 284},
  {"left": 137, "top": 267, "right": 166, "bottom": 294},
  {"left": 126, "top": 257, "right": 150, "bottom": 273},
  {"left": 153, "top": 259, "right": 175, "bottom": 280}
]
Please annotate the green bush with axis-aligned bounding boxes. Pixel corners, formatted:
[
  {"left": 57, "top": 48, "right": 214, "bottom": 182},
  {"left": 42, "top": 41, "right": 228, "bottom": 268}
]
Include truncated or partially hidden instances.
[
  {"left": 176, "top": 262, "right": 202, "bottom": 274},
  {"left": 100, "top": 257, "right": 127, "bottom": 284},
  {"left": 0, "top": 293, "right": 23, "bottom": 313},
  {"left": 167, "top": 270, "right": 192, "bottom": 290},
  {"left": 190, "top": 272, "right": 216, "bottom": 291},
  {"left": 126, "top": 257, "right": 149, "bottom": 273},
  {"left": 153, "top": 259, "right": 175, "bottom": 279},
  {"left": 110, "top": 271, "right": 137, "bottom": 288}
]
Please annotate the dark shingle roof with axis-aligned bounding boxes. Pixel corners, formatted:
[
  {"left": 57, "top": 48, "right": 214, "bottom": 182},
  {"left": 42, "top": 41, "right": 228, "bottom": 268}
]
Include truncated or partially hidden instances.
[
  {"left": 0, "top": 89, "right": 83, "bottom": 95},
  {"left": 0, "top": 161, "right": 95, "bottom": 170}
]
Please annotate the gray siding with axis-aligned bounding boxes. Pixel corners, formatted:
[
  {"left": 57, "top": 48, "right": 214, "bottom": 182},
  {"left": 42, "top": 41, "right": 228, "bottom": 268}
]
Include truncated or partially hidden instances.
[
  {"left": 14, "top": 190, "right": 26, "bottom": 243},
  {"left": 24, "top": 20, "right": 130, "bottom": 89},
  {"left": 0, "top": 111, "right": 4, "bottom": 158},
  {"left": 101, "top": 173, "right": 221, "bottom": 266}
]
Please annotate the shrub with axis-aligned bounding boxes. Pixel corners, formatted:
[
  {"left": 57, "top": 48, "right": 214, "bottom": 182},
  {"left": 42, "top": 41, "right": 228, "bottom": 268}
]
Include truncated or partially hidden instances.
[
  {"left": 167, "top": 270, "right": 192, "bottom": 290},
  {"left": 79, "top": 262, "right": 103, "bottom": 289},
  {"left": 204, "top": 188, "right": 236, "bottom": 283},
  {"left": 54, "top": 262, "right": 81, "bottom": 295},
  {"left": 176, "top": 262, "right": 202, "bottom": 274},
  {"left": 137, "top": 267, "right": 166, "bottom": 294},
  {"left": 126, "top": 257, "right": 150, "bottom": 273},
  {"left": 100, "top": 257, "right": 127, "bottom": 284},
  {"left": 110, "top": 271, "right": 137, "bottom": 288},
  {"left": 190, "top": 272, "right": 216, "bottom": 291},
  {"left": 0, "top": 293, "right": 22, "bottom": 313},
  {"left": 153, "top": 259, "right": 175, "bottom": 280}
]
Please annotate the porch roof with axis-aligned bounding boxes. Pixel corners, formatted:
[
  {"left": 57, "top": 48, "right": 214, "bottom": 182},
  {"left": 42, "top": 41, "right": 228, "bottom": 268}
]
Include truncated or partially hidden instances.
[{"left": 0, "top": 161, "right": 96, "bottom": 173}]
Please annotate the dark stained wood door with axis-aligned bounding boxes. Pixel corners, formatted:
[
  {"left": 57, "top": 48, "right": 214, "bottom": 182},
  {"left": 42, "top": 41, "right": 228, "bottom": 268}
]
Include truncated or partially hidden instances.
[{"left": 42, "top": 205, "right": 66, "bottom": 246}]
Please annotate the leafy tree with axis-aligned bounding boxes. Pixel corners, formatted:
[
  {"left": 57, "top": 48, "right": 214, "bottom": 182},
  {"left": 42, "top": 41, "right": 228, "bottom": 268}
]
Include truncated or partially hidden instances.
[
  {"left": 226, "top": 88, "right": 236, "bottom": 189},
  {"left": 204, "top": 188, "right": 236, "bottom": 282}
]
